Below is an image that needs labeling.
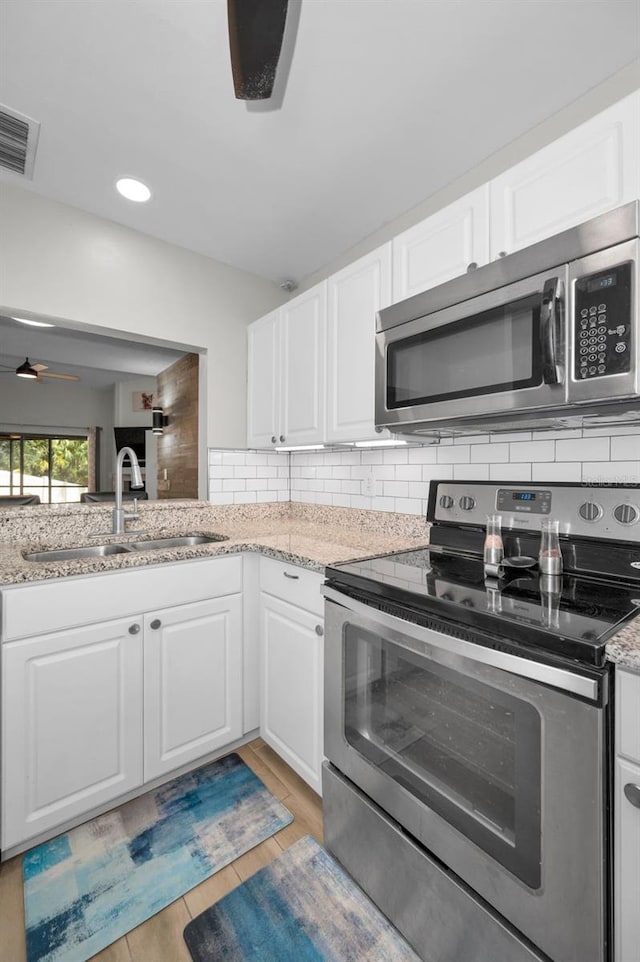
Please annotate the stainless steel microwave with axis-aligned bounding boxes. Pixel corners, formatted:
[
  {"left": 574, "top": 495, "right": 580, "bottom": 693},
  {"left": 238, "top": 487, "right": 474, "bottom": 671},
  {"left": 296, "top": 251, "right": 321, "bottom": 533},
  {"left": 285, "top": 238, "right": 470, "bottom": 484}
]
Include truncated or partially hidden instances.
[{"left": 375, "top": 202, "right": 639, "bottom": 436}]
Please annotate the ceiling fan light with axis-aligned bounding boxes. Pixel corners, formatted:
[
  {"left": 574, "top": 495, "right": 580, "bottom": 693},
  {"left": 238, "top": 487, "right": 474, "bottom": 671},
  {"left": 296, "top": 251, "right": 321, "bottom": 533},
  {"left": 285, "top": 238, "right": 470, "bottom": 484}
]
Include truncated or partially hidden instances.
[{"left": 16, "top": 357, "right": 38, "bottom": 379}]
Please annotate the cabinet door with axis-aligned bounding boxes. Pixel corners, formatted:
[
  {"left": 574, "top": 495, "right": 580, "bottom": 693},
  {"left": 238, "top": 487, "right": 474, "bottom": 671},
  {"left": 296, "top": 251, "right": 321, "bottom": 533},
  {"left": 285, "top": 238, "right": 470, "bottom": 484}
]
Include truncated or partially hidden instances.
[
  {"left": 247, "top": 309, "right": 280, "bottom": 448},
  {"left": 392, "top": 186, "right": 490, "bottom": 301},
  {"left": 2, "top": 618, "right": 143, "bottom": 850},
  {"left": 280, "top": 283, "right": 327, "bottom": 446},
  {"left": 260, "top": 593, "right": 323, "bottom": 794},
  {"left": 616, "top": 756, "right": 640, "bottom": 962},
  {"left": 490, "top": 92, "right": 640, "bottom": 260},
  {"left": 144, "top": 595, "right": 243, "bottom": 781},
  {"left": 327, "top": 244, "right": 392, "bottom": 443}
]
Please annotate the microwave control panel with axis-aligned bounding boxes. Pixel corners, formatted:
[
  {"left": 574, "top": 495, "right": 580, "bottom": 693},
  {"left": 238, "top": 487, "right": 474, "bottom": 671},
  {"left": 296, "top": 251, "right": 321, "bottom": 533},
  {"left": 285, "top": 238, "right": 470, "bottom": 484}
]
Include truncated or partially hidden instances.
[{"left": 574, "top": 261, "right": 632, "bottom": 381}]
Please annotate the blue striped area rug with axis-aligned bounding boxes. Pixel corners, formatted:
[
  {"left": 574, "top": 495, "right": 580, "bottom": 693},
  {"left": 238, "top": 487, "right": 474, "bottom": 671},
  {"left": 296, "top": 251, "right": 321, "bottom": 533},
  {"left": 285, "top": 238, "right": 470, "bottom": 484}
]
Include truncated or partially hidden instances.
[
  {"left": 183, "top": 835, "right": 421, "bottom": 961},
  {"left": 23, "top": 753, "right": 293, "bottom": 962}
]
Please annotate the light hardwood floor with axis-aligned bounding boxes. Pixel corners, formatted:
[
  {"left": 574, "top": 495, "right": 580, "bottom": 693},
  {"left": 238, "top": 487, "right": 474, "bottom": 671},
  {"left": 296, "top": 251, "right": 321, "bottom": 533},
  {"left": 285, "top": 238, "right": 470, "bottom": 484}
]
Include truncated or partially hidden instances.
[{"left": 0, "top": 739, "right": 324, "bottom": 962}]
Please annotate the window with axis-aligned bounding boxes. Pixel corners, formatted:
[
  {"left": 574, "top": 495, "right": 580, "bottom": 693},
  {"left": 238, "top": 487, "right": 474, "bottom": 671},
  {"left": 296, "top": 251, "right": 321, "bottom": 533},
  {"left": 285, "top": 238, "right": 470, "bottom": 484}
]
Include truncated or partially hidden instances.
[{"left": 0, "top": 434, "right": 89, "bottom": 503}]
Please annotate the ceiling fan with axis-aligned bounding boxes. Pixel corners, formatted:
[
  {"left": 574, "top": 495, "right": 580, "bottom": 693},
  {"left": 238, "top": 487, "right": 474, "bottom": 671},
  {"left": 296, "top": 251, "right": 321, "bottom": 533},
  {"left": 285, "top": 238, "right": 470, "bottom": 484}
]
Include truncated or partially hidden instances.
[
  {"left": 227, "top": 0, "right": 294, "bottom": 101},
  {"left": 0, "top": 357, "right": 80, "bottom": 382}
]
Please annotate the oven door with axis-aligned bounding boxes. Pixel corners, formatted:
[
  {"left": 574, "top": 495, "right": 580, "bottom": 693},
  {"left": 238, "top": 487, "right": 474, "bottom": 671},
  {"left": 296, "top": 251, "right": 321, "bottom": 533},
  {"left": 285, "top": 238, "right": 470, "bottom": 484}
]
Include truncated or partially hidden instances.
[
  {"left": 324, "top": 588, "right": 609, "bottom": 962},
  {"left": 375, "top": 268, "right": 568, "bottom": 430}
]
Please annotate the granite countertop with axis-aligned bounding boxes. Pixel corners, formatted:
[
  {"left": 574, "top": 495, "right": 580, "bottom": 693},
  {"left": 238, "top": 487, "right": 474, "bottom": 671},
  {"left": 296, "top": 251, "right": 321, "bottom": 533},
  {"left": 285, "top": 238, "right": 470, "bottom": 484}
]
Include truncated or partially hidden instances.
[
  {"left": 1, "top": 499, "right": 638, "bottom": 671},
  {"left": 0, "top": 500, "right": 429, "bottom": 584}
]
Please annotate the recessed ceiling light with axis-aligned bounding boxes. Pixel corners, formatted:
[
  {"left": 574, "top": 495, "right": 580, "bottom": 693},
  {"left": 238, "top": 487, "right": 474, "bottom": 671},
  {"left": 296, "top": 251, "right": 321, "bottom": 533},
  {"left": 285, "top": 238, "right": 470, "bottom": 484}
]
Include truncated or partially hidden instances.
[
  {"left": 11, "top": 316, "right": 55, "bottom": 328},
  {"left": 116, "top": 178, "right": 151, "bottom": 203}
]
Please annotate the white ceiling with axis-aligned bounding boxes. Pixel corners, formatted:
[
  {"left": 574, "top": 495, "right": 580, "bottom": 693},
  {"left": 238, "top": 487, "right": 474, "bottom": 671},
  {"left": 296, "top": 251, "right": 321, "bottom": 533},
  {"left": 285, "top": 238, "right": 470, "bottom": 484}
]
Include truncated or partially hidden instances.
[
  {"left": 0, "top": 0, "right": 638, "bottom": 285},
  {"left": 0, "top": 315, "right": 186, "bottom": 389}
]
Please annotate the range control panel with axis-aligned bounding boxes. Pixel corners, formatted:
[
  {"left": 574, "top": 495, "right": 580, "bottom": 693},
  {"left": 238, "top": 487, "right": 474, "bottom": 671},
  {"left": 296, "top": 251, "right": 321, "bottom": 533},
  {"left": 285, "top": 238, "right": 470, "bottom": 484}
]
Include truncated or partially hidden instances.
[
  {"left": 574, "top": 261, "right": 632, "bottom": 381},
  {"left": 431, "top": 481, "right": 640, "bottom": 543}
]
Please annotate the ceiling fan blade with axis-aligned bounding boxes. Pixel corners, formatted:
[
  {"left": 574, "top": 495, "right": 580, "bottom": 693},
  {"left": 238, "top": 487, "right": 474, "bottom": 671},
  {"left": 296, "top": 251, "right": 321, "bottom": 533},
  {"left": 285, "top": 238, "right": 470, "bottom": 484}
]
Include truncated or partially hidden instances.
[
  {"left": 227, "top": 0, "right": 289, "bottom": 100},
  {"left": 38, "top": 371, "right": 80, "bottom": 381},
  {"left": 31, "top": 362, "right": 49, "bottom": 372}
]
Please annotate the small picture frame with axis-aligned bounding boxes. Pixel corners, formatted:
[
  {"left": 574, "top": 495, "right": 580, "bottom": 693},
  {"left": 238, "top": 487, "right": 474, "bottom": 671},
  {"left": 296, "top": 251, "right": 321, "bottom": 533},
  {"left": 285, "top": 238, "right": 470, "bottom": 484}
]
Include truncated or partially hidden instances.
[{"left": 132, "top": 391, "right": 154, "bottom": 412}]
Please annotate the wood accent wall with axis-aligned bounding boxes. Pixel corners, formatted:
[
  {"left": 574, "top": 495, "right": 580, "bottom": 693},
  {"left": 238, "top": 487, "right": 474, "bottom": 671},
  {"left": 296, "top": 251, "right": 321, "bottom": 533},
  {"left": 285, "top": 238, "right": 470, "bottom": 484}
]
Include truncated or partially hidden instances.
[{"left": 155, "top": 353, "right": 199, "bottom": 499}]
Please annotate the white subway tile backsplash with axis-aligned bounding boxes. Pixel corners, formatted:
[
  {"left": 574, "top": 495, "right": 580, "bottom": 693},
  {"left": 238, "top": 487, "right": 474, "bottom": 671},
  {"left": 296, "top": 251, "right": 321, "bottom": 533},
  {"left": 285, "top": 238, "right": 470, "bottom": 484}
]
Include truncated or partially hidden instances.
[
  {"left": 509, "top": 440, "right": 555, "bottom": 462},
  {"left": 531, "top": 462, "right": 582, "bottom": 482},
  {"left": 489, "top": 463, "right": 531, "bottom": 481},
  {"left": 471, "top": 443, "right": 509, "bottom": 463},
  {"left": 208, "top": 427, "right": 639, "bottom": 511},
  {"left": 555, "top": 437, "right": 610, "bottom": 462},
  {"left": 453, "top": 463, "right": 490, "bottom": 480},
  {"left": 582, "top": 461, "right": 640, "bottom": 484},
  {"left": 611, "top": 434, "right": 640, "bottom": 461},
  {"left": 439, "top": 445, "right": 470, "bottom": 463}
]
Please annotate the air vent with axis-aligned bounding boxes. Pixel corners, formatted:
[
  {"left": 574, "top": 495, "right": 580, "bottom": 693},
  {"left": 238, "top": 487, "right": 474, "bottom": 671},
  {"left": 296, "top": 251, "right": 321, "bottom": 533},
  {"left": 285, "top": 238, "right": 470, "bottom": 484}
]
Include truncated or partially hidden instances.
[{"left": 0, "top": 105, "right": 40, "bottom": 178}]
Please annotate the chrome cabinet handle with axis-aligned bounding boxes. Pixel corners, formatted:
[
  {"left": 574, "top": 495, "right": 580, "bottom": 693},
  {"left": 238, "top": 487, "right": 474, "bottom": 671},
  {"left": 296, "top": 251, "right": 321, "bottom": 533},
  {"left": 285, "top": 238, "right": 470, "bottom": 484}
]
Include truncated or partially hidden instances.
[
  {"left": 279, "top": 435, "right": 285, "bottom": 443},
  {"left": 497, "top": 250, "right": 507, "bottom": 258},
  {"left": 624, "top": 783, "right": 640, "bottom": 809},
  {"left": 466, "top": 261, "right": 478, "bottom": 272},
  {"left": 283, "top": 571, "right": 299, "bottom": 580},
  {"left": 150, "top": 619, "right": 162, "bottom": 630},
  {"left": 128, "top": 623, "right": 140, "bottom": 635},
  {"left": 271, "top": 436, "right": 277, "bottom": 444},
  {"left": 540, "top": 276, "right": 564, "bottom": 386},
  {"left": 315, "top": 624, "right": 324, "bottom": 636}
]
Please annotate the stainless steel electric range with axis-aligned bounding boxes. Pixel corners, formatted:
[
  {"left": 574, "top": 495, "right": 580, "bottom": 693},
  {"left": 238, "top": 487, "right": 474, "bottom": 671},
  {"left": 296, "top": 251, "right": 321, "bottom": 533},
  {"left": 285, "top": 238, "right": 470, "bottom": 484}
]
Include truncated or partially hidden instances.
[{"left": 322, "top": 481, "right": 640, "bottom": 962}]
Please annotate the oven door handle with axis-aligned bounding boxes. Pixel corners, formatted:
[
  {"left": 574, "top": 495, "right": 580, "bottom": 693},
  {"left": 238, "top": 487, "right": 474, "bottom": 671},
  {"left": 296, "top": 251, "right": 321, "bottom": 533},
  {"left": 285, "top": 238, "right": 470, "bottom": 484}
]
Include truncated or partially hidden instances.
[
  {"left": 323, "top": 586, "right": 599, "bottom": 701},
  {"left": 540, "top": 276, "right": 564, "bottom": 385}
]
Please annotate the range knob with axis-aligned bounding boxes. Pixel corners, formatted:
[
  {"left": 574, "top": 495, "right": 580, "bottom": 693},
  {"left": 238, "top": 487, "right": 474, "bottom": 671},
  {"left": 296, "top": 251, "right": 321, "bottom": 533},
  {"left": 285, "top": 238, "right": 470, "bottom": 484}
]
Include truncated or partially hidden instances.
[
  {"left": 439, "top": 495, "right": 454, "bottom": 509},
  {"left": 459, "top": 496, "right": 476, "bottom": 511},
  {"left": 578, "top": 501, "right": 602, "bottom": 522},
  {"left": 614, "top": 503, "right": 639, "bottom": 525}
]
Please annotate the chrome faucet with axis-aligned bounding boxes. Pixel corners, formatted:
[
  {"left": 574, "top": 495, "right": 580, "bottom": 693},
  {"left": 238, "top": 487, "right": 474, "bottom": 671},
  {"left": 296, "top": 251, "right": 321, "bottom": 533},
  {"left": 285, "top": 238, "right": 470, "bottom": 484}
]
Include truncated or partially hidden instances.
[{"left": 113, "top": 446, "right": 145, "bottom": 535}]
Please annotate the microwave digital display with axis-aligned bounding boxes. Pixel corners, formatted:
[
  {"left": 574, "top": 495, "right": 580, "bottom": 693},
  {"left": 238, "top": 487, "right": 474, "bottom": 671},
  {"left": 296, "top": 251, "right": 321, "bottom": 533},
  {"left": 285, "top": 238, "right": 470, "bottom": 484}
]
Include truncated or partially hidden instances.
[{"left": 586, "top": 273, "right": 617, "bottom": 293}]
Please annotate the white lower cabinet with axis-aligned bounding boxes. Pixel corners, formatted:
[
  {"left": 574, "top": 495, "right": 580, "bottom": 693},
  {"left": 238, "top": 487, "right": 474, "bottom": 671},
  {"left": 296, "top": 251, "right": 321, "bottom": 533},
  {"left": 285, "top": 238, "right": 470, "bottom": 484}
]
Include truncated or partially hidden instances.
[
  {"left": 2, "top": 617, "right": 144, "bottom": 850},
  {"left": 615, "top": 667, "right": 640, "bottom": 962},
  {"left": 259, "top": 558, "right": 324, "bottom": 794},
  {"left": 1, "top": 557, "right": 244, "bottom": 852},
  {"left": 144, "top": 595, "right": 243, "bottom": 781}
]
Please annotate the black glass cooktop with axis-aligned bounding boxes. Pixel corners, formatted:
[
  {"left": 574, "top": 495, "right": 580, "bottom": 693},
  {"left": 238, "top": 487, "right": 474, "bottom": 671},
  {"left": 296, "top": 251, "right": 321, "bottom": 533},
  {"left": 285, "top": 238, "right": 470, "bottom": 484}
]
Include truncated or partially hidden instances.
[{"left": 326, "top": 548, "right": 640, "bottom": 668}]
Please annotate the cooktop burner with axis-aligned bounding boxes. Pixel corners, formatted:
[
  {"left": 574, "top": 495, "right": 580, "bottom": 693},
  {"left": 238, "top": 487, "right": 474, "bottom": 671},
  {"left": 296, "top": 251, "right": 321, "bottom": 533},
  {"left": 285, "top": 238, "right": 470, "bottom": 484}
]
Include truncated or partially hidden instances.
[{"left": 325, "top": 481, "right": 640, "bottom": 669}]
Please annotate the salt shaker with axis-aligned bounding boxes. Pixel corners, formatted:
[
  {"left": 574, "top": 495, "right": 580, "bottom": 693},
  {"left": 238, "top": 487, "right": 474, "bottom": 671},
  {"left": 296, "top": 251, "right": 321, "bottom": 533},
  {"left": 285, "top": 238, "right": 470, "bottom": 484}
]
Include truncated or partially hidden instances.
[
  {"left": 538, "top": 519, "right": 562, "bottom": 575},
  {"left": 484, "top": 514, "right": 504, "bottom": 567}
]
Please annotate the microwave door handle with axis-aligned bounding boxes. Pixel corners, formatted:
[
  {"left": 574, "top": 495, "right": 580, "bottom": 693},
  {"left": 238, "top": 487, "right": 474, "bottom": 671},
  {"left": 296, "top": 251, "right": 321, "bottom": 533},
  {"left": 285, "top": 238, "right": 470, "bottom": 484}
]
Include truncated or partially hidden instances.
[{"left": 540, "top": 276, "right": 564, "bottom": 385}]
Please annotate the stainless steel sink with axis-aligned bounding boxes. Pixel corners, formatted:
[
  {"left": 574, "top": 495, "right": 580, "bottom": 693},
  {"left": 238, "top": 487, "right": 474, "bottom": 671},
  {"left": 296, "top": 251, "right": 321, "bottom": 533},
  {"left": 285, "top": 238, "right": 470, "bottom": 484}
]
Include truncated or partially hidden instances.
[
  {"left": 23, "top": 534, "right": 228, "bottom": 562},
  {"left": 129, "top": 535, "right": 228, "bottom": 550},
  {"left": 24, "top": 543, "right": 135, "bottom": 562}
]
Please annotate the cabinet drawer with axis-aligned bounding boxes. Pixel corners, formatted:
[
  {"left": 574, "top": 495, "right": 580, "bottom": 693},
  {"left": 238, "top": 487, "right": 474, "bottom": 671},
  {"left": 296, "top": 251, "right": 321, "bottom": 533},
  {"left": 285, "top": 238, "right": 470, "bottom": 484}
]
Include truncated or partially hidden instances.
[
  {"left": 259, "top": 557, "right": 323, "bottom": 615},
  {"left": 617, "top": 668, "right": 640, "bottom": 765},
  {"left": 2, "top": 555, "right": 243, "bottom": 641}
]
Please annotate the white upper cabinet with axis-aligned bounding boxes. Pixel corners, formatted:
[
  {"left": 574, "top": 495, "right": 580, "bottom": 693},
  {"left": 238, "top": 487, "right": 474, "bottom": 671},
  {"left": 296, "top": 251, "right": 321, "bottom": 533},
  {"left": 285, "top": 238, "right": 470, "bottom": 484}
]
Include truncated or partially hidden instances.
[
  {"left": 326, "top": 244, "right": 392, "bottom": 443},
  {"left": 490, "top": 92, "right": 640, "bottom": 260},
  {"left": 247, "top": 308, "right": 280, "bottom": 449},
  {"left": 247, "top": 284, "right": 326, "bottom": 449},
  {"left": 392, "top": 186, "right": 490, "bottom": 302},
  {"left": 280, "top": 283, "right": 327, "bottom": 447}
]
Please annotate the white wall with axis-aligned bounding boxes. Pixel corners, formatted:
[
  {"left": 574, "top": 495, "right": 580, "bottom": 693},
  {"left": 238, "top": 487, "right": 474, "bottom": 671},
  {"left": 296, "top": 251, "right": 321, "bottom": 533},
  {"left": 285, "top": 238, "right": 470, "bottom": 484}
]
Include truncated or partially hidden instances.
[
  {"left": 0, "top": 183, "right": 286, "bottom": 449},
  {"left": 114, "top": 377, "right": 157, "bottom": 428},
  {"left": 0, "top": 375, "right": 115, "bottom": 488}
]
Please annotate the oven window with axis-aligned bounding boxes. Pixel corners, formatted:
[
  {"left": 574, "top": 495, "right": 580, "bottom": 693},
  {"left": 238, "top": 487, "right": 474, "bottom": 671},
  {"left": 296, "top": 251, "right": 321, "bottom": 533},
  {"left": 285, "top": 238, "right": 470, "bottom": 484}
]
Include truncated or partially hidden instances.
[
  {"left": 344, "top": 626, "right": 541, "bottom": 888},
  {"left": 386, "top": 294, "right": 541, "bottom": 409}
]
